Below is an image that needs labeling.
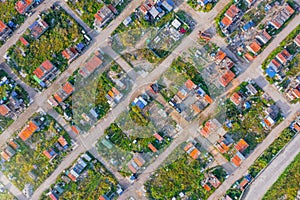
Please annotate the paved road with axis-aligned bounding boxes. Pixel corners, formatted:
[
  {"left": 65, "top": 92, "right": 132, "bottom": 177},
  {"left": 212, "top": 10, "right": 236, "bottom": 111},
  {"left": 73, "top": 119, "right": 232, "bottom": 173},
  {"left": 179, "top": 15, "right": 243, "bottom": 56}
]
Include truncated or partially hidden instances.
[
  {"left": 0, "top": 172, "right": 27, "bottom": 200},
  {"left": 242, "top": 131, "right": 300, "bottom": 200}
]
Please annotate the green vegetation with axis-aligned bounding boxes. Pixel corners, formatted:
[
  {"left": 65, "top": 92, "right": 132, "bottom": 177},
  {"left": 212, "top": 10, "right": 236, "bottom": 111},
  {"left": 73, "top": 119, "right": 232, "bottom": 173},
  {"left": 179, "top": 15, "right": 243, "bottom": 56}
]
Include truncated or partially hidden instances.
[
  {"left": 7, "top": 8, "right": 85, "bottom": 88},
  {"left": 0, "top": 0, "right": 25, "bottom": 24},
  {"left": 263, "top": 152, "right": 300, "bottom": 199},
  {"left": 129, "top": 105, "right": 149, "bottom": 126},
  {"left": 2, "top": 114, "right": 71, "bottom": 191},
  {"left": 146, "top": 155, "right": 216, "bottom": 199},
  {"left": 171, "top": 56, "right": 209, "bottom": 91},
  {"left": 249, "top": 128, "right": 296, "bottom": 177},
  {"left": 104, "top": 123, "right": 163, "bottom": 153},
  {"left": 0, "top": 185, "right": 15, "bottom": 200},
  {"left": 42, "top": 153, "right": 119, "bottom": 199},
  {"left": 67, "top": 0, "right": 104, "bottom": 28}
]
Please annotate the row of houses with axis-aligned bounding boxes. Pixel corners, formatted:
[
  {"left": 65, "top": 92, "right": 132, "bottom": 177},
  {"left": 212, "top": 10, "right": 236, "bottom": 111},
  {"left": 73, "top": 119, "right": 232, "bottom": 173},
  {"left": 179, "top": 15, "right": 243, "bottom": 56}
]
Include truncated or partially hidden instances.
[
  {"left": 94, "top": 4, "right": 118, "bottom": 28},
  {"left": 0, "top": 0, "right": 36, "bottom": 42}
]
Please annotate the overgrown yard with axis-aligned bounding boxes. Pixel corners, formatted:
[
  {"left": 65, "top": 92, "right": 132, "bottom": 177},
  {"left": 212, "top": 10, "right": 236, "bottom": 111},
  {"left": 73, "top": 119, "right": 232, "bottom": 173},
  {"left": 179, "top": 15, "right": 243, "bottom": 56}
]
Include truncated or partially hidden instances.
[
  {"left": 0, "top": 0, "right": 25, "bottom": 24},
  {"left": 2, "top": 114, "right": 72, "bottom": 191},
  {"left": 67, "top": 0, "right": 104, "bottom": 28},
  {"left": 42, "top": 153, "right": 119, "bottom": 200},
  {"left": 7, "top": 7, "right": 85, "bottom": 88},
  {"left": 263, "top": 151, "right": 300, "bottom": 200}
]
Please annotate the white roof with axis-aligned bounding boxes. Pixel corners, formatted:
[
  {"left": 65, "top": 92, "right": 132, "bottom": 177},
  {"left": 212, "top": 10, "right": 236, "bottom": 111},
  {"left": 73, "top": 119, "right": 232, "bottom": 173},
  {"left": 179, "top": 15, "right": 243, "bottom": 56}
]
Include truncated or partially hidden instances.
[
  {"left": 162, "top": 1, "right": 173, "bottom": 12},
  {"left": 123, "top": 16, "right": 132, "bottom": 26},
  {"left": 171, "top": 19, "right": 181, "bottom": 29},
  {"left": 149, "top": 7, "right": 159, "bottom": 18}
]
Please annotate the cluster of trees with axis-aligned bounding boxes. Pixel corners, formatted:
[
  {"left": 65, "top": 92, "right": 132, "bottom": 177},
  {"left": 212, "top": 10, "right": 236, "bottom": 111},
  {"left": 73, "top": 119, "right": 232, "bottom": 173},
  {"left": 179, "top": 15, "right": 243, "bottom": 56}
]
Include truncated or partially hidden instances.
[
  {"left": 59, "top": 161, "right": 118, "bottom": 199},
  {"left": 8, "top": 8, "right": 84, "bottom": 87},
  {"left": 129, "top": 105, "right": 149, "bottom": 127},
  {"left": 146, "top": 155, "right": 213, "bottom": 199},
  {"left": 0, "top": 0, "right": 25, "bottom": 24},
  {"left": 171, "top": 56, "right": 209, "bottom": 94},
  {"left": 249, "top": 128, "right": 296, "bottom": 177},
  {"left": 3, "top": 116, "right": 71, "bottom": 190},
  {"left": 67, "top": 0, "right": 104, "bottom": 28}
]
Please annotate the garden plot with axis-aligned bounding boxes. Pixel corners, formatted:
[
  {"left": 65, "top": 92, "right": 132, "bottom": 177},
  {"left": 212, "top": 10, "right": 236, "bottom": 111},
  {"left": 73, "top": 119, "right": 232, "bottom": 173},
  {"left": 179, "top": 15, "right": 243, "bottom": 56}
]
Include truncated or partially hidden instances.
[
  {"left": 6, "top": 6, "right": 87, "bottom": 89},
  {"left": 1, "top": 112, "right": 72, "bottom": 192}
]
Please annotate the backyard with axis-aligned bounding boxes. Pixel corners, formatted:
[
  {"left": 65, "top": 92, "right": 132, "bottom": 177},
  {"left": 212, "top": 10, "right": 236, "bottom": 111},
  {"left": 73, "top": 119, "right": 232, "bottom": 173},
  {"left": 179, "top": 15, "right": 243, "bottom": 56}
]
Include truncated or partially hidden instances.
[
  {"left": 7, "top": 7, "right": 85, "bottom": 88},
  {"left": 2, "top": 114, "right": 72, "bottom": 191},
  {"left": 145, "top": 142, "right": 226, "bottom": 200},
  {"left": 42, "top": 152, "right": 119, "bottom": 200},
  {"left": 67, "top": 0, "right": 104, "bottom": 28}
]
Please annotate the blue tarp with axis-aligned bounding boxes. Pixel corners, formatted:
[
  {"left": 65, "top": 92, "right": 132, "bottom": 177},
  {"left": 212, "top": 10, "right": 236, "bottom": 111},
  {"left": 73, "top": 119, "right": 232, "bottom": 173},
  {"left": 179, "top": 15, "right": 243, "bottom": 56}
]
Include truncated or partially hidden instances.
[{"left": 266, "top": 67, "right": 276, "bottom": 78}]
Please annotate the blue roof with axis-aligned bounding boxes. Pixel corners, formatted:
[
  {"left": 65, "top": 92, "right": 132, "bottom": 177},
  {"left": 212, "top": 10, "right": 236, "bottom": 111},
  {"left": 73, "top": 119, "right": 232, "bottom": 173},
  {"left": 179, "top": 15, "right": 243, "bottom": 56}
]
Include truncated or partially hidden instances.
[
  {"left": 244, "top": 101, "right": 251, "bottom": 109},
  {"left": 266, "top": 67, "right": 276, "bottom": 78},
  {"left": 77, "top": 43, "right": 85, "bottom": 51},
  {"left": 29, "top": 21, "right": 38, "bottom": 31},
  {"left": 166, "top": 0, "right": 175, "bottom": 6},
  {"left": 136, "top": 100, "right": 146, "bottom": 109},
  {"left": 243, "top": 20, "right": 255, "bottom": 31}
]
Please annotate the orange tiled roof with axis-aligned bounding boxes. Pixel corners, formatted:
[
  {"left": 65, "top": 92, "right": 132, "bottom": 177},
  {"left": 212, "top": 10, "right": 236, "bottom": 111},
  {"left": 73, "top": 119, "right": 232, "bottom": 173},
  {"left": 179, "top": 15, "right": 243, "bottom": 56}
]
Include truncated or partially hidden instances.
[
  {"left": 294, "top": 34, "right": 300, "bottom": 46},
  {"left": 19, "top": 37, "right": 29, "bottom": 46},
  {"left": 127, "top": 163, "right": 137, "bottom": 173},
  {"left": 0, "top": 20, "right": 7, "bottom": 33},
  {"left": 185, "top": 79, "right": 196, "bottom": 90},
  {"left": 85, "top": 55, "right": 103, "bottom": 73},
  {"left": 249, "top": 41, "right": 261, "bottom": 53},
  {"left": 41, "top": 60, "right": 54, "bottom": 71},
  {"left": 133, "top": 157, "right": 144, "bottom": 167},
  {"left": 53, "top": 93, "right": 63, "bottom": 103},
  {"left": 148, "top": 143, "right": 157, "bottom": 152},
  {"left": 71, "top": 125, "right": 80, "bottom": 134},
  {"left": 294, "top": 123, "right": 300, "bottom": 132},
  {"left": 219, "top": 70, "right": 235, "bottom": 87},
  {"left": 190, "top": 148, "right": 200, "bottom": 159},
  {"left": 231, "top": 154, "right": 242, "bottom": 166},
  {"left": 62, "top": 82, "right": 74, "bottom": 95},
  {"left": 221, "top": 16, "right": 233, "bottom": 27},
  {"left": 1, "top": 151, "right": 10, "bottom": 161},
  {"left": 203, "top": 184, "right": 211, "bottom": 191},
  {"left": 9, "top": 140, "right": 18, "bottom": 150},
  {"left": 230, "top": 92, "right": 242, "bottom": 105},
  {"left": 204, "top": 94, "right": 213, "bottom": 104},
  {"left": 62, "top": 49, "right": 71, "bottom": 60},
  {"left": 225, "top": 5, "right": 240, "bottom": 19},
  {"left": 244, "top": 53, "right": 254, "bottom": 61},
  {"left": 235, "top": 139, "right": 249, "bottom": 152},
  {"left": 0, "top": 105, "right": 10, "bottom": 116},
  {"left": 184, "top": 143, "right": 194, "bottom": 151},
  {"left": 19, "top": 121, "right": 39, "bottom": 141},
  {"left": 58, "top": 136, "right": 68, "bottom": 147}
]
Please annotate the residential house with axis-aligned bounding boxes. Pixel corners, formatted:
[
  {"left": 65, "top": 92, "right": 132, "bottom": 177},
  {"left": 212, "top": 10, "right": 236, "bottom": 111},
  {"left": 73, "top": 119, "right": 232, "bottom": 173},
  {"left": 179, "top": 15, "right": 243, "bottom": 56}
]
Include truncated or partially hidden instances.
[
  {"left": 242, "top": 20, "right": 255, "bottom": 32},
  {"left": 234, "top": 139, "right": 249, "bottom": 153},
  {"left": 230, "top": 92, "right": 242, "bottom": 106},
  {"left": 123, "top": 16, "right": 133, "bottom": 27},
  {"left": 15, "top": 0, "right": 35, "bottom": 14},
  {"left": 148, "top": 143, "right": 157, "bottom": 152},
  {"left": 255, "top": 29, "right": 272, "bottom": 45},
  {"left": 224, "top": 5, "right": 241, "bottom": 21},
  {"left": 200, "top": 119, "right": 219, "bottom": 137},
  {"left": 0, "top": 104, "right": 11, "bottom": 116},
  {"left": 247, "top": 41, "right": 261, "bottom": 55},
  {"left": 0, "top": 20, "right": 12, "bottom": 41},
  {"left": 18, "top": 120, "right": 39, "bottom": 141},
  {"left": 33, "top": 60, "right": 57, "bottom": 84},
  {"left": 161, "top": 0, "right": 174, "bottom": 12},
  {"left": 268, "top": 59, "right": 281, "bottom": 72},
  {"left": 263, "top": 116, "right": 275, "bottom": 129},
  {"left": 53, "top": 82, "right": 74, "bottom": 103},
  {"left": 149, "top": 6, "right": 160, "bottom": 19},
  {"left": 214, "top": 50, "right": 227, "bottom": 65},
  {"left": 58, "top": 136, "right": 69, "bottom": 149},
  {"left": 94, "top": 6, "right": 115, "bottom": 28},
  {"left": 286, "top": 87, "right": 300, "bottom": 101},
  {"left": 219, "top": 70, "right": 235, "bottom": 87},
  {"left": 29, "top": 19, "right": 49, "bottom": 39},
  {"left": 244, "top": 53, "right": 254, "bottom": 62},
  {"left": 245, "top": 0, "right": 256, "bottom": 7},
  {"left": 132, "top": 96, "right": 148, "bottom": 109},
  {"left": 185, "top": 79, "right": 197, "bottom": 91},
  {"left": 153, "top": 132, "right": 163, "bottom": 142},
  {"left": 265, "top": 104, "right": 279, "bottom": 120},
  {"left": 276, "top": 49, "right": 292, "bottom": 65},
  {"left": 293, "top": 34, "right": 300, "bottom": 47},
  {"left": 19, "top": 37, "right": 30, "bottom": 47},
  {"left": 269, "top": 4, "right": 295, "bottom": 29},
  {"left": 199, "top": 31, "right": 212, "bottom": 41},
  {"left": 231, "top": 151, "right": 245, "bottom": 167},
  {"left": 221, "top": 16, "right": 233, "bottom": 28},
  {"left": 220, "top": 57, "right": 234, "bottom": 70},
  {"left": 184, "top": 142, "right": 201, "bottom": 160},
  {"left": 62, "top": 47, "right": 79, "bottom": 64},
  {"left": 245, "top": 83, "right": 258, "bottom": 95},
  {"left": 79, "top": 53, "right": 103, "bottom": 77}
]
